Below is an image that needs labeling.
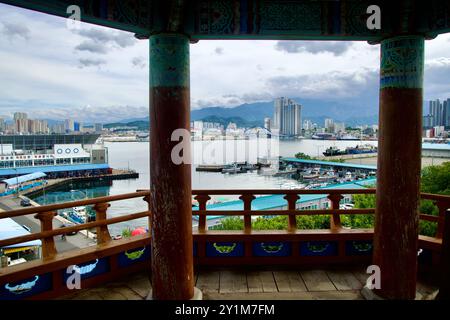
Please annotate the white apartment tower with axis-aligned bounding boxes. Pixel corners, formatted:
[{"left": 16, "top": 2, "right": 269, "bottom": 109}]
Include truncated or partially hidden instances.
[{"left": 273, "top": 97, "right": 302, "bottom": 137}]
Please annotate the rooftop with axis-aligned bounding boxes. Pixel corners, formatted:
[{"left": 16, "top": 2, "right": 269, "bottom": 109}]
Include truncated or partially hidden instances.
[
  {"left": 0, "top": 163, "right": 110, "bottom": 177},
  {"left": 281, "top": 158, "right": 378, "bottom": 170}
]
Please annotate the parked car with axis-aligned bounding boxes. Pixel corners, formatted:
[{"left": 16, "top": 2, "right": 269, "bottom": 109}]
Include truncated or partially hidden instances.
[
  {"left": 20, "top": 199, "right": 31, "bottom": 207},
  {"left": 112, "top": 235, "right": 123, "bottom": 240}
]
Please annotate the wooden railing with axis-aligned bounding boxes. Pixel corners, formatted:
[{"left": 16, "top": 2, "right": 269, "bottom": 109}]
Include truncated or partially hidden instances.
[
  {"left": 0, "top": 191, "right": 151, "bottom": 300},
  {"left": 191, "top": 189, "right": 449, "bottom": 266},
  {"left": 0, "top": 188, "right": 449, "bottom": 300}
]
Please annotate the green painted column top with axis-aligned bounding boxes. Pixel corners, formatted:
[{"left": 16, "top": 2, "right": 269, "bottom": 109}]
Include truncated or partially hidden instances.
[
  {"left": 380, "top": 35, "right": 424, "bottom": 89},
  {"left": 150, "top": 33, "right": 190, "bottom": 88}
]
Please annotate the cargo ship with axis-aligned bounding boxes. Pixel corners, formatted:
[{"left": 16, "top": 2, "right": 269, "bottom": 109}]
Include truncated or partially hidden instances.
[{"left": 346, "top": 144, "right": 377, "bottom": 154}]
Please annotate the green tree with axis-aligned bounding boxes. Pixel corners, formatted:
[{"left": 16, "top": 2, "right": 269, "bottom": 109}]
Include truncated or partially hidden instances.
[
  {"left": 421, "top": 162, "right": 450, "bottom": 195},
  {"left": 295, "top": 152, "right": 312, "bottom": 160}
]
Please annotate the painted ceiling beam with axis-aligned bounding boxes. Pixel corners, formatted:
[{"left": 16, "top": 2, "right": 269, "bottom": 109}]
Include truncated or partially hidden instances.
[{"left": 0, "top": 0, "right": 449, "bottom": 41}]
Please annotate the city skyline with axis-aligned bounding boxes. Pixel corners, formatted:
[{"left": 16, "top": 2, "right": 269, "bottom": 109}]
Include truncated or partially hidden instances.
[{"left": 0, "top": 111, "right": 103, "bottom": 134}]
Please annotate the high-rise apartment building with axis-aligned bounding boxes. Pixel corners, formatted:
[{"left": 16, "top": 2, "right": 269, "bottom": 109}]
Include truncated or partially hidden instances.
[
  {"left": 429, "top": 99, "right": 443, "bottom": 127},
  {"left": 273, "top": 97, "right": 302, "bottom": 137},
  {"left": 13, "top": 112, "right": 28, "bottom": 133},
  {"left": 444, "top": 98, "right": 450, "bottom": 129},
  {"left": 423, "top": 114, "right": 434, "bottom": 129},
  {"left": 13, "top": 112, "right": 27, "bottom": 121}
]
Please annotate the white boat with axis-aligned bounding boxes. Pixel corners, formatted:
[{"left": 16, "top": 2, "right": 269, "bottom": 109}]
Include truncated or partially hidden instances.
[{"left": 60, "top": 206, "right": 89, "bottom": 224}]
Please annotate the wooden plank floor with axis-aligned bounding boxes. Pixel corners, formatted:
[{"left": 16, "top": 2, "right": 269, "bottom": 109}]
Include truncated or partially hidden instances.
[{"left": 61, "top": 267, "right": 438, "bottom": 300}]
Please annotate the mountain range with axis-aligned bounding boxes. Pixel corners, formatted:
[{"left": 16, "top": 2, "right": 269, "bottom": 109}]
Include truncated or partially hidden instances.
[{"left": 111, "top": 97, "right": 380, "bottom": 128}]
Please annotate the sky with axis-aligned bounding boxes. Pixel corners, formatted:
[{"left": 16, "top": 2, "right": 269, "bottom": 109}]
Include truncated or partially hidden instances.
[{"left": 1, "top": 3, "right": 450, "bottom": 123}]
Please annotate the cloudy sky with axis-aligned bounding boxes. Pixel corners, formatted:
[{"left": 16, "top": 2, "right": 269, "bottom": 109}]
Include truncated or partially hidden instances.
[{"left": 1, "top": 3, "right": 450, "bottom": 123}]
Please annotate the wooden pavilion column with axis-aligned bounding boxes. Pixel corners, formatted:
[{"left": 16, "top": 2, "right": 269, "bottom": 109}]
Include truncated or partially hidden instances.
[
  {"left": 149, "top": 33, "right": 194, "bottom": 300},
  {"left": 373, "top": 35, "right": 424, "bottom": 299}
]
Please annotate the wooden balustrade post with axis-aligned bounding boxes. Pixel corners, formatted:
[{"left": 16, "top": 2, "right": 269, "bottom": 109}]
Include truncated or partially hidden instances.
[
  {"left": 437, "top": 210, "right": 450, "bottom": 300},
  {"left": 328, "top": 194, "right": 343, "bottom": 230},
  {"left": 239, "top": 194, "right": 255, "bottom": 233},
  {"left": 93, "top": 202, "right": 111, "bottom": 245},
  {"left": 284, "top": 194, "right": 299, "bottom": 232},
  {"left": 436, "top": 200, "right": 449, "bottom": 239},
  {"left": 34, "top": 211, "right": 57, "bottom": 260},
  {"left": 194, "top": 195, "right": 211, "bottom": 233},
  {"left": 240, "top": 194, "right": 255, "bottom": 259}
]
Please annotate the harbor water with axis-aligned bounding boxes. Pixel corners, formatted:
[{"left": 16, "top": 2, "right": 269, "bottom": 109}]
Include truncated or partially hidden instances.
[{"left": 31, "top": 139, "right": 377, "bottom": 235}]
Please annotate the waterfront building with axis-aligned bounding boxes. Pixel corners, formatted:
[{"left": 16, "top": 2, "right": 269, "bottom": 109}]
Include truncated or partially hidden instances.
[
  {"left": 0, "top": 134, "right": 108, "bottom": 178},
  {"left": 273, "top": 97, "right": 302, "bottom": 137}
]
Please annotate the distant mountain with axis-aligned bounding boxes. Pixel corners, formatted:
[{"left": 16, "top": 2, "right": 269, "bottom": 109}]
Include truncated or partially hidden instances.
[
  {"left": 105, "top": 97, "right": 380, "bottom": 128},
  {"left": 191, "top": 101, "right": 274, "bottom": 122},
  {"left": 191, "top": 98, "right": 378, "bottom": 126},
  {"left": 104, "top": 120, "right": 149, "bottom": 130}
]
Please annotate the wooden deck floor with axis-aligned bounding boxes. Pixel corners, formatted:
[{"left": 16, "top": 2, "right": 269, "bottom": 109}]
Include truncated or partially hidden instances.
[{"left": 60, "top": 267, "right": 438, "bottom": 300}]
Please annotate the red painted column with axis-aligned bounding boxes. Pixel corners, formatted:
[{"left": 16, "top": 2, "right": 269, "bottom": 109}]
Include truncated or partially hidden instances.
[
  {"left": 373, "top": 35, "right": 424, "bottom": 299},
  {"left": 149, "top": 33, "right": 194, "bottom": 300}
]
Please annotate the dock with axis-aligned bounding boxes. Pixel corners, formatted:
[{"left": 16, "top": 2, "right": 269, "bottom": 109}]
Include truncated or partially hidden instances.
[
  {"left": 21, "top": 169, "right": 139, "bottom": 197},
  {"left": 195, "top": 164, "right": 225, "bottom": 172}
]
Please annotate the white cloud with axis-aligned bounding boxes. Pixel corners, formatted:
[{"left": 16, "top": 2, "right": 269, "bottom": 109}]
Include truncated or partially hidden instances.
[{"left": 0, "top": 3, "right": 450, "bottom": 122}]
